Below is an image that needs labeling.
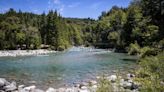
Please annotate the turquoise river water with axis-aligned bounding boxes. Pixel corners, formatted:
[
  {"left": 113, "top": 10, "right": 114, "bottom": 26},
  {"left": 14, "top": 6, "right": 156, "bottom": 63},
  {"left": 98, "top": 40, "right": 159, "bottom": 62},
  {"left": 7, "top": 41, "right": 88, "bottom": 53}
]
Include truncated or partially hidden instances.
[{"left": 0, "top": 47, "right": 137, "bottom": 89}]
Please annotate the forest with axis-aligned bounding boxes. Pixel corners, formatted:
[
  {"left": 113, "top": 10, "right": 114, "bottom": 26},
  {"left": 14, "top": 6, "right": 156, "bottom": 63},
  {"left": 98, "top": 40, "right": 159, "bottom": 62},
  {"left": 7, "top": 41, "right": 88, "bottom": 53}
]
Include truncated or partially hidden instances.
[
  {"left": 0, "top": 9, "right": 95, "bottom": 50},
  {"left": 0, "top": 0, "right": 163, "bottom": 52}
]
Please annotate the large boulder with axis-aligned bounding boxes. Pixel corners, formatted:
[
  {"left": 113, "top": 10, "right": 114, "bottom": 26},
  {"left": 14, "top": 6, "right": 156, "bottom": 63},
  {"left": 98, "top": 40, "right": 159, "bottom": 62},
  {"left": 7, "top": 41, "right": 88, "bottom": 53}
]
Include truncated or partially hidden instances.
[
  {"left": 0, "top": 78, "right": 10, "bottom": 87},
  {"left": 4, "top": 81, "right": 17, "bottom": 91}
]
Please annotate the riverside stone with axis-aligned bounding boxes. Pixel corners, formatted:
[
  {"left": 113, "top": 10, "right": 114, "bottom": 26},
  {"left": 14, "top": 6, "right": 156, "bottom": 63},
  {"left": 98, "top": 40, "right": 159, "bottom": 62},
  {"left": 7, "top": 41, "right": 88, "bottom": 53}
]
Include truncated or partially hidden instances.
[
  {"left": 34, "top": 89, "right": 44, "bottom": 92},
  {"left": 127, "top": 74, "right": 135, "bottom": 79},
  {"left": 4, "top": 81, "right": 17, "bottom": 91},
  {"left": 89, "top": 80, "right": 97, "bottom": 85},
  {"left": 0, "top": 78, "right": 9, "bottom": 87},
  {"left": 122, "top": 81, "right": 133, "bottom": 89},
  {"left": 58, "top": 88, "right": 66, "bottom": 92},
  {"left": 46, "top": 87, "right": 56, "bottom": 92},
  {"left": 23, "top": 85, "right": 36, "bottom": 92},
  {"left": 78, "top": 89, "right": 89, "bottom": 92},
  {"left": 0, "top": 74, "right": 140, "bottom": 92},
  {"left": 18, "top": 85, "right": 25, "bottom": 88},
  {"left": 92, "top": 85, "right": 97, "bottom": 89},
  {"left": 108, "top": 75, "right": 117, "bottom": 82},
  {"left": 81, "top": 86, "right": 88, "bottom": 90}
]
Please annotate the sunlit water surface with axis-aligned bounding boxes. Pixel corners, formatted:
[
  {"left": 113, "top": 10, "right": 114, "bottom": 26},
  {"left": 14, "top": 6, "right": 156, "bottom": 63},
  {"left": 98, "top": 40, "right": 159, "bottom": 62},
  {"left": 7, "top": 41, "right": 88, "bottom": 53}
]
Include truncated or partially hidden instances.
[{"left": 0, "top": 47, "right": 137, "bottom": 89}]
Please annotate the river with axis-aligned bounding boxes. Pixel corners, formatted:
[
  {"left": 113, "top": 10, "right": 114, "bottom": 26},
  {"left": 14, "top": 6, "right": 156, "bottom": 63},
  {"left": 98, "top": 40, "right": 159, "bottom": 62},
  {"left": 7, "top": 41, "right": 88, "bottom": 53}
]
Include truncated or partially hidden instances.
[{"left": 0, "top": 47, "right": 137, "bottom": 89}]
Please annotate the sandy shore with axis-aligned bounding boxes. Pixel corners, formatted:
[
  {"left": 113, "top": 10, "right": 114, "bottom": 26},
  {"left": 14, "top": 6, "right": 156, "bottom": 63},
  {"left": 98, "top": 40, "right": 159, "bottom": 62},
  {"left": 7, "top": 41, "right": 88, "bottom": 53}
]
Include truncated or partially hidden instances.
[{"left": 0, "top": 50, "right": 57, "bottom": 57}]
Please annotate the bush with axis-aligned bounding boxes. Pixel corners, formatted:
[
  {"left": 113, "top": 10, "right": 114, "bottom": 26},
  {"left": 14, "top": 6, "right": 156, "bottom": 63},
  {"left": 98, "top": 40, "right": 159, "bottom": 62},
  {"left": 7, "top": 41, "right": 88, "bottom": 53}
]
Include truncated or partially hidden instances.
[
  {"left": 128, "top": 42, "right": 158, "bottom": 58},
  {"left": 96, "top": 76, "right": 114, "bottom": 92},
  {"left": 57, "top": 45, "right": 65, "bottom": 51},
  {"left": 128, "top": 42, "right": 140, "bottom": 55},
  {"left": 139, "top": 47, "right": 157, "bottom": 58},
  {"left": 136, "top": 52, "right": 164, "bottom": 92}
]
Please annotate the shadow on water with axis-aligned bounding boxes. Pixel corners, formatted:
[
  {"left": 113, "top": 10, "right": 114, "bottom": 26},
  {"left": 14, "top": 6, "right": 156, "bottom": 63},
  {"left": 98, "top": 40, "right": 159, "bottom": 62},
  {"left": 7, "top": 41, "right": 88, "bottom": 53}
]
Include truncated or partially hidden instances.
[{"left": 121, "top": 58, "right": 137, "bottom": 62}]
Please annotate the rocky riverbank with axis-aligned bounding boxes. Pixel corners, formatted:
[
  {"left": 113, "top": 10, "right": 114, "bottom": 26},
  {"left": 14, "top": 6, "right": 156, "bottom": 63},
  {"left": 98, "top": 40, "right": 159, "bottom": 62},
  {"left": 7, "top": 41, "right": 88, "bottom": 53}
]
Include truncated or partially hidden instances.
[
  {"left": 0, "top": 50, "right": 57, "bottom": 57},
  {"left": 0, "top": 74, "right": 140, "bottom": 92}
]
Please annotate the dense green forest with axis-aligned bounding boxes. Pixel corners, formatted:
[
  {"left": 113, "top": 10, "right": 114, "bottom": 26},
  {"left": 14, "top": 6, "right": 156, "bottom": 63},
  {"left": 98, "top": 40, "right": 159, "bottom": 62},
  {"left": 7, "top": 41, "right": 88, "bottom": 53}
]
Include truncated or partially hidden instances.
[
  {"left": 0, "top": 9, "right": 95, "bottom": 50},
  {"left": 0, "top": 0, "right": 163, "bottom": 52}
]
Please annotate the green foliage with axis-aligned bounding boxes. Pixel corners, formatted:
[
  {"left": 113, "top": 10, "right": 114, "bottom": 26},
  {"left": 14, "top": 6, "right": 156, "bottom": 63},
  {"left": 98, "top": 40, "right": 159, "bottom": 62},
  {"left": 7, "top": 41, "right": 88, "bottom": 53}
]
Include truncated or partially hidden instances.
[
  {"left": 0, "top": 0, "right": 163, "bottom": 53},
  {"left": 128, "top": 42, "right": 141, "bottom": 55},
  {"left": 136, "top": 52, "right": 164, "bottom": 92},
  {"left": 96, "top": 76, "right": 113, "bottom": 92},
  {"left": 93, "top": 7, "right": 127, "bottom": 49},
  {"left": 128, "top": 42, "right": 158, "bottom": 58},
  {"left": 0, "top": 8, "right": 93, "bottom": 50},
  {"left": 16, "top": 32, "right": 25, "bottom": 45},
  {"left": 26, "top": 26, "right": 41, "bottom": 49}
]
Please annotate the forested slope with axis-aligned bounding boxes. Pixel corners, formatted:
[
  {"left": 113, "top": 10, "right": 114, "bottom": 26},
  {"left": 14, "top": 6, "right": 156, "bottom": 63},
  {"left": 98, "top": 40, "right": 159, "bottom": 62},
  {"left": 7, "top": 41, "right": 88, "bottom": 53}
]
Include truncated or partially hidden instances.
[{"left": 0, "top": 9, "right": 95, "bottom": 50}]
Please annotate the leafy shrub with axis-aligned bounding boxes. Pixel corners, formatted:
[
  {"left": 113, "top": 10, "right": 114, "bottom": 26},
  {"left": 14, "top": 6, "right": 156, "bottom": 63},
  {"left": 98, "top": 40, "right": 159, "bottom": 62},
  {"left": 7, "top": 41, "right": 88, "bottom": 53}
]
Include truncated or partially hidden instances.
[
  {"left": 136, "top": 52, "right": 164, "bottom": 92},
  {"left": 128, "top": 42, "right": 140, "bottom": 55},
  {"left": 139, "top": 47, "right": 157, "bottom": 58},
  {"left": 96, "top": 76, "right": 114, "bottom": 92}
]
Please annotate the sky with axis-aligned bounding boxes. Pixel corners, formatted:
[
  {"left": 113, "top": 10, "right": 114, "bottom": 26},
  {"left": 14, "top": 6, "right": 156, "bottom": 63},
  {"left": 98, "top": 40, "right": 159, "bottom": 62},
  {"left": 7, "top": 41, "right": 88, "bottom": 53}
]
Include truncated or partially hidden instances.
[{"left": 0, "top": 0, "right": 132, "bottom": 19}]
